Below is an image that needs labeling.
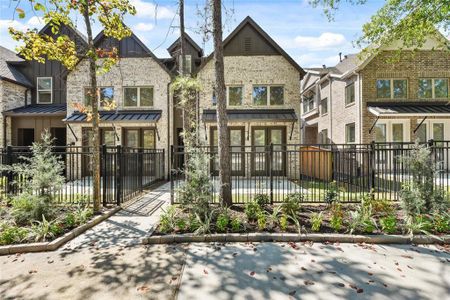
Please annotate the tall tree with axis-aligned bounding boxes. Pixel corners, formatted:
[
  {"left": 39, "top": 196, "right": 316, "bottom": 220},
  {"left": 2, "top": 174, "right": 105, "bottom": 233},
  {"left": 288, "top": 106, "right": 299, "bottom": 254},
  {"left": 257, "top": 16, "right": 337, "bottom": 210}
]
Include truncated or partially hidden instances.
[
  {"left": 309, "top": 0, "right": 449, "bottom": 52},
  {"left": 212, "top": 0, "right": 232, "bottom": 206},
  {"left": 9, "top": 0, "right": 136, "bottom": 213}
]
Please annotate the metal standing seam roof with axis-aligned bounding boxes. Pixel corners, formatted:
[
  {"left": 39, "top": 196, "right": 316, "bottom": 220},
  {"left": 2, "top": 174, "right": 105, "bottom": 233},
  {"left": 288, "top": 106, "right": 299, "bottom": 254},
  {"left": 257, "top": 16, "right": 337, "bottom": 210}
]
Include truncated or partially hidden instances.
[
  {"left": 64, "top": 110, "right": 162, "bottom": 122},
  {"left": 367, "top": 102, "right": 450, "bottom": 116},
  {"left": 3, "top": 104, "right": 66, "bottom": 116},
  {"left": 202, "top": 109, "right": 298, "bottom": 122}
]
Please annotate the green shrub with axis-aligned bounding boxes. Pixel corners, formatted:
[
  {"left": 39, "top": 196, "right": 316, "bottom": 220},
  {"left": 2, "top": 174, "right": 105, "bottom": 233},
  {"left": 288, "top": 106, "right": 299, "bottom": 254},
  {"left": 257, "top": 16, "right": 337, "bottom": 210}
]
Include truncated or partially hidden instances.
[
  {"left": 257, "top": 211, "right": 267, "bottom": 231},
  {"left": 30, "top": 216, "right": 60, "bottom": 242},
  {"left": 216, "top": 213, "right": 229, "bottom": 232},
  {"left": 282, "top": 193, "right": 302, "bottom": 216},
  {"left": 65, "top": 212, "right": 76, "bottom": 228},
  {"left": 432, "top": 212, "right": 450, "bottom": 233},
  {"left": 310, "top": 212, "right": 323, "bottom": 232},
  {"left": 11, "top": 193, "right": 52, "bottom": 225},
  {"left": 405, "top": 214, "right": 433, "bottom": 235},
  {"left": 73, "top": 205, "right": 93, "bottom": 225},
  {"left": 279, "top": 214, "right": 288, "bottom": 231},
  {"left": 188, "top": 214, "right": 201, "bottom": 232},
  {"left": 159, "top": 206, "right": 178, "bottom": 233},
  {"left": 380, "top": 215, "right": 398, "bottom": 234},
  {"left": 176, "top": 218, "right": 187, "bottom": 231},
  {"left": 330, "top": 202, "right": 343, "bottom": 232},
  {"left": 230, "top": 217, "right": 242, "bottom": 232},
  {"left": 253, "top": 194, "right": 269, "bottom": 208},
  {"left": 347, "top": 205, "right": 377, "bottom": 234},
  {"left": 245, "top": 201, "right": 261, "bottom": 221},
  {"left": 0, "top": 224, "right": 29, "bottom": 245},
  {"left": 325, "top": 181, "right": 339, "bottom": 204}
]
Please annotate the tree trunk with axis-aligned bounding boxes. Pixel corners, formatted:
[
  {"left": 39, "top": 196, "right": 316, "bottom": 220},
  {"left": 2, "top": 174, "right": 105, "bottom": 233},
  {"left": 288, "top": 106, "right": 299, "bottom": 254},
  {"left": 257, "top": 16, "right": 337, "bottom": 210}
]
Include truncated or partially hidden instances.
[
  {"left": 83, "top": 6, "right": 101, "bottom": 213},
  {"left": 212, "top": 0, "right": 232, "bottom": 206}
]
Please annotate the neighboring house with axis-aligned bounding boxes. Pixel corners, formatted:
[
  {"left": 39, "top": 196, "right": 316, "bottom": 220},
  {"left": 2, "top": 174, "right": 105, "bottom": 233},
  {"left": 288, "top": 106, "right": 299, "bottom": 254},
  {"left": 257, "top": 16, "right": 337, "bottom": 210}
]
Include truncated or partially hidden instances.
[
  {"left": 0, "top": 23, "right": 87, "bottom": 147},
  {"left": 301, "top": 32, "right": 450, "bottom": 145},
  {"left": 196, "top": 16, "right": 305, "bottom": 177}
]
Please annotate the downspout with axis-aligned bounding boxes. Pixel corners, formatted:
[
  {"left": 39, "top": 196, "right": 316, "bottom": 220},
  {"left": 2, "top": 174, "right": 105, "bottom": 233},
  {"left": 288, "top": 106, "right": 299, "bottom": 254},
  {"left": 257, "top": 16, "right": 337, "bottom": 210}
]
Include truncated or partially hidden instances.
[
  {"left": 167, "top": 82, "right": 171, "bottom": 180},
  {"left": 358, "top": 73, "right": 363, "bottom": 143},
  {"left": 329, "top": 77, "right": 333, "bottom": 142}
]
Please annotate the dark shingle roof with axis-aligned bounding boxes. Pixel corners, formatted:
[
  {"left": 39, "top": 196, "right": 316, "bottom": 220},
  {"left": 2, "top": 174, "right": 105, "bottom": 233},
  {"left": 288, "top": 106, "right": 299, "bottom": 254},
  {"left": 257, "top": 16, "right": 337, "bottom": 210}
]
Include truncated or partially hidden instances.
[
  {"left": 0, "top": 46, "right": 32, "bottom": 87},
  {"left": 3, "top": 104, "right": 66, "bottom": 116},
  {"left": 202, "top": 109, "right": 297, "bottom": 122},
  {"left": 64, "top": 110, "right": 162, "bottom": 122}
]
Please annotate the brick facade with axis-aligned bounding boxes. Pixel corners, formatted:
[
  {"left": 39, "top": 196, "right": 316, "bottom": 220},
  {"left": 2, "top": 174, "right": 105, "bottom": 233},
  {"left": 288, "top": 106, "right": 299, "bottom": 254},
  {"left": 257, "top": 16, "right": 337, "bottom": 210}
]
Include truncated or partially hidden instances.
[{"left": 0, "top": 81, "right": 27, "bottom": 146}]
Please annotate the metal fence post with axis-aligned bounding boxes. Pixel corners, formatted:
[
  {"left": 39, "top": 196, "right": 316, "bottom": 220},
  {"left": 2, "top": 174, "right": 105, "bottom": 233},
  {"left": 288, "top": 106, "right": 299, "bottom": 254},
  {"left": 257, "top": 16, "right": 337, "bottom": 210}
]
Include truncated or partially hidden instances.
[
  {"left": 138, "top": 148, "right": 143, "bottom": 192},
  {"left": 369, "top": 141, "right": 376, "bottom": 192},
  {"left": 115, "top": 145, "right": 122, "bottom": 206},
  {"left": 101, "top": 144, "right": 107, "bottom": 207},
  {"left": 170, "top": 145, "right": 174, "bottom": 205},
  {"left": 5, "top": 145, "right": 13, "bottom": 194},
  {"left": 269, "top": 143, "right": 273, "bottom": 204}
]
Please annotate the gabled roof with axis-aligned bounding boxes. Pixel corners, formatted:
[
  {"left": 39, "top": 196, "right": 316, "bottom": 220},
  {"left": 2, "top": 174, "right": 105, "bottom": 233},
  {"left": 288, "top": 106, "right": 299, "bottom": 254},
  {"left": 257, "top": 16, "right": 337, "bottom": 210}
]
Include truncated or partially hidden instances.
[
  {"left": 93, "top": 29, "right": 172, "bottom": 76},
  {"left": 167, "top": 33, "right": 203, "bottom": 56},
  {"left": 39, "top": 22, "right": 88, "bottom": 46},
  {"left": 196, "top": 16, "right": 305, "bottom": 76},
  {"left": 0, "top": 46, "right": 32, "bottom": 87}
]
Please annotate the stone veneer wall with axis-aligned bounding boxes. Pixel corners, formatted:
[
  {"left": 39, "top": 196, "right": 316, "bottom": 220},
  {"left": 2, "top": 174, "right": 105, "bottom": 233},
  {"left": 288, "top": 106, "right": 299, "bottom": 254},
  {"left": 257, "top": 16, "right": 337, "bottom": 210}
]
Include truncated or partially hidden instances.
[
  {"left": 66, "top": 57, "right": 172, "bottom": 177},
  {"left": 360, "top": 50, "right": 450, "bottom": 143},
  {"left": 196, "top": 55, "right": 302, "bottom": 178},
  {"left": 0, "top": 81, "right": 27, "bottom": 146}
]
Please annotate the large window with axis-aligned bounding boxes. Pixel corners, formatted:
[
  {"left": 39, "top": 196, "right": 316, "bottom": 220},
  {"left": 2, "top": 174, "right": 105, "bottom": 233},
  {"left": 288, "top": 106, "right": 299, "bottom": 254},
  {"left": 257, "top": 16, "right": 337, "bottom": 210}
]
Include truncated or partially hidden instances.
[
  {"left": 320, "top": 97, "right": 328, "bottom": 115},
  {"left": 345, "top": 123, "right": 356, "bottom": 143},
  {"left": 252, "top": 85, "right": 284, "bottom": 106},
  {"left": 211, "top": 127, "right": 244, "bottom": 175},
  {"left": 179, "top": 55, "right": 192, "bottom": 74},
  {"left": 84, "top": 87, "right": 114, "bottom": 107},
  {"left": 345, "top": 83, "right": 355, "bottom": 105},
  {"left": 376, "top": 79, "right": 407, "bottom": 99},
  {"left": 227, "top": 86, "right": 243, "bottom": 106},
  {"left": 37, "top": 77, "right": 52, "bottom": 103},
  {"left": 123, "top": 128, "right": 156, "bottom": 148},
  {"left": 302, "top": 95, "right": 315, "bottom": 114},
  {"left": 419, "top": 78, "right": 448, "bottom": 99},
  {"left": 124, "top": 87, "right": 154, "bottom": 107}
]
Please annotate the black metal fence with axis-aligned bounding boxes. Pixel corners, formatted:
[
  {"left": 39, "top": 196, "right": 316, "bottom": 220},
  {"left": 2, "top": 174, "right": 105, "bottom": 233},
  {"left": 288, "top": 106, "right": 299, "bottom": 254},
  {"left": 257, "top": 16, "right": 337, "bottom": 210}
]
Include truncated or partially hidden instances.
[
  {"left": 0, "top": 145, "right": 165, "bottom": 206},
  {"left": 170, "top": 140, "right": 450, "bottom": 204}
]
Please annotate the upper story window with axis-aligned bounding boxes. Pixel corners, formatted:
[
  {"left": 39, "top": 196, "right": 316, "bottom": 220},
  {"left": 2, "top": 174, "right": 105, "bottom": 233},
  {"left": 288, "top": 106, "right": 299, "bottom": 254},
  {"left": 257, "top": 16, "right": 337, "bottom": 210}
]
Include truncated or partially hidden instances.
[
  {"left": 321, "top": 97, "right": 328, "bottom": 115},
  {"left": 227, "top": 86, "right": 243, "bottom": 106},
  {"left": 345, "top": 82, "right": 355, "bottom": 105},
  {"left": 84, "top": 87, "right": 114, "bottom": 107},
  {"left": 376, "top": 79, "right": 407, "bottom": 99},
  {"left": 345, "top": 122, "right": 355, "bottom": 143},
  {"left": 252, "top": 85, "right": 284, "bottom": 106},
  {"left": 212, "top": 88, "right": 217, "bottom": 106},
  {"left": 418, "top": 78, "right": 448, "bottom": 99},
  {"left": 124, "top": 87, "right": 154, "bottom": 107},
  {"left": 302, "top": 95, "right": 315, "bottom": 114},
  {"left": 37, "top": 77, "right": 52, "bottom": 103},
  {"left": 179, "top": 55, "right": 192, "bottom": 74}
]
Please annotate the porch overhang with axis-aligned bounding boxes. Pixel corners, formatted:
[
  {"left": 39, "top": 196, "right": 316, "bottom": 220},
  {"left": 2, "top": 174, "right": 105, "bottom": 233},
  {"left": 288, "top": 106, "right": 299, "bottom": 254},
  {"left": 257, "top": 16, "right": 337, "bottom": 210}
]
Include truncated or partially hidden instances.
[
  {"left": 367, "top": 102, "right": 450, "bottom": 117},
  {"left": 64, "top": 110, "right": 162, "bottom": 123},
  {"left": 202, "top": 109, "right": 297, "bottom": 123},
  {"left": 3, "top": 104, "right": 66, "bottom": 117}
]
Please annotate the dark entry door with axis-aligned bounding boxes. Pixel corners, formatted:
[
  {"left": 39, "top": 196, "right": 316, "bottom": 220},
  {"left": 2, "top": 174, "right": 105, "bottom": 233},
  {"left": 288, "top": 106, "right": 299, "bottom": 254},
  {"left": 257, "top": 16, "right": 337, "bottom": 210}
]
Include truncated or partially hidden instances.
[
  {"left": 251, "top": 127, "right": 286, "bottom": 176},
  {"left": 17, "top": 128, "right": 35, "bottom": 146},
  {"left": 50, "top": 128, "right": 67, "bottom": 146}
]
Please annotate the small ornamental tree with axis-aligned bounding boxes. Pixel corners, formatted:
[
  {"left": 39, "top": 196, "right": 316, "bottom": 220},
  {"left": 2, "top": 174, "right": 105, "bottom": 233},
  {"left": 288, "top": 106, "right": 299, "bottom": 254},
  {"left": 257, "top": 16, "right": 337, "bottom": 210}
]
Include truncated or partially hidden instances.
[{"left": 9, "top": 0, "right": 136, "bottom": 212}]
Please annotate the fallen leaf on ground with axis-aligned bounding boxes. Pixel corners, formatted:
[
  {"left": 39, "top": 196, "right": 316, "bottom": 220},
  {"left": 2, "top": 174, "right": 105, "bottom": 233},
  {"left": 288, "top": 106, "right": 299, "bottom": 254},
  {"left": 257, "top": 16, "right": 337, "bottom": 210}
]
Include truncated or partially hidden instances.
[
  {"left": 368, "top": 272, "right": 373, "bottom": 276},
  {"left": 289, "top": 290, "right": 296, "bottom": 296},
  {"left": 301, "top": 267, "right": 308, "bottom": 271},
  {"left": 357, "top": 288, "right": 364, "bottom": 293},
  {"left": 349, "top": 284, "right": 358, "bottom": 290},
  {"left": 266, "top": 267, "right": 272, "bottom": 272},
  {"left": 203, "top": 269, "right": 208, "bottom": 275},
  {"left": 137, "top": 285, "right": 150, "bottom": 293},
  {"left": 250, "top": 271, "right": 255, "bottom": 276},
  {"left": 335, "top": 283, "right": 345, "bottom": 287},
  {"left": 28, "top": 270, "right": 37, "bottom": 274},
  {"left": 304, "top": 280, "right": 315, "bottom": 285}
]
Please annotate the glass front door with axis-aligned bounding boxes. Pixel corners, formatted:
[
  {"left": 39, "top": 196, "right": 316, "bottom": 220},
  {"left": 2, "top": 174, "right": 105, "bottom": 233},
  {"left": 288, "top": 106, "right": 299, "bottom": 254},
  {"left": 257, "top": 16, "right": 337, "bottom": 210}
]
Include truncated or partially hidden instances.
[{"left": 251, "top": 127, "right": 286, "bottom": 176}]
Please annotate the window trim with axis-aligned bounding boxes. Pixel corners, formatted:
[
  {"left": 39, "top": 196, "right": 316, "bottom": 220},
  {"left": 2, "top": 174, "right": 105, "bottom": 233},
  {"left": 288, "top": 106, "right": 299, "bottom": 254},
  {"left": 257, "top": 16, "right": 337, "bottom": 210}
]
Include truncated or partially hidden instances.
[
  {"left": 226, "top": 85, "right": 244, "bottom": 107},
  {"left": 376, "top": 78, "right": 408, "bottom": 99},
  {"left": 123, "top": 86, "right": 154, "bottom": 108},
  {"left": 179, "top": 54, "right": 192, "bottom": 74},
  {"left": 122, "top": 127, "right": 156, "bottom": 148},
  {"left": 345, "top": 122, "right": 356, "bottom": 144},
  {"left": 418, "top": 78, "right": 449, "bottom": 99},
  {"left": 252, "top": 85, "right": 285, "bottom": 106},
  {"left": 320, "top": 97, "right": 328, "bottom": 116},
  {"left": 345, "top": 82, "right": 355, "bottom": 105},
  {"left": 37, "top": 77, "right": 53, "bottom": 104},
  {"left": 84, "top": 86, "right": 115, "bottom": 107},
  {"left": 374, "top": 119, "right": 410, "bottom": 143},
  {"left": 302, "top": 94, "right": 316, "bottom": 114}
]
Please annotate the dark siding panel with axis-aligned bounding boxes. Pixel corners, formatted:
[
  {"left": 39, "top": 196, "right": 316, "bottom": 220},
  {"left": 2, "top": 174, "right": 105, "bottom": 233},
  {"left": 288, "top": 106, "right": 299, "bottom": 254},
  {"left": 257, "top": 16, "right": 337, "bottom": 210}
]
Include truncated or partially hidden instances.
[{"left": 224, "top": 24, "right": 279, "bottom": 56}]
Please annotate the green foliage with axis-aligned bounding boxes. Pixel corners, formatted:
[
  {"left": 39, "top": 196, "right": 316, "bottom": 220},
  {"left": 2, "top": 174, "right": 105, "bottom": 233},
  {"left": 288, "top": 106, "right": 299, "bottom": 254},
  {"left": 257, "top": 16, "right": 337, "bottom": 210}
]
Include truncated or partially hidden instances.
[
  {"left": 324, "top": 181, "right": 339, "bottom": 204},
  {"left": 216, "top": 213, "right": 229, "bottom": 233},
  {"left": 31, "top": 216, "right": 61, "bottom": 242},
  {"left": 310, "top": 212, "right": 323, "bottom": 232},
  {"left": 176, "top": 148, "right": 212, "bottom": 219},
  {"left": 405, "top": 215, "right": 433, "bottom": 235},
  {"left": 159, "top": 206, "right": 178, "bottom": 234},
  {"left": 380, "top": 214, "right": 398, "bottom": 234},
  {"left": 432, "top": 212, "right": 450, "bottom": 233},
  {"left": 279, "top": 214, "right": 288, "bottom": 231},
  {"left": 11, "top": 193, "right": 52, "bottom": 226},
  {"left": 347, "top": 203, "right": 377, "bottom": 234},
  {"left": 193, "top": 210, "right": 214, "bottom": 235},
  {"left": 176, "top": 218, "right": 187, "bottom": 232},
  {"left": 253, "top": 194, "right": 270, "bottom": 208},
  {"left": 245, "top": 200, "right": 261, "bottom": 221},
  {"left": 330, "top": 202, "right": 343, "bottom": 232},
  {"left": 282, "top": 193, "right": 302, "bottom": 216},
  {"left": 256, "top": 211, "right": 267, "bottom": 231},
  {"left": 230, "top": 217, "right": 242, "bottom": 232},
  {"left": 0, "top": 223, "right": 29, "bottom": 245},
  {"left": 399, "top": 142, "right": 449, "bottom": 217}
]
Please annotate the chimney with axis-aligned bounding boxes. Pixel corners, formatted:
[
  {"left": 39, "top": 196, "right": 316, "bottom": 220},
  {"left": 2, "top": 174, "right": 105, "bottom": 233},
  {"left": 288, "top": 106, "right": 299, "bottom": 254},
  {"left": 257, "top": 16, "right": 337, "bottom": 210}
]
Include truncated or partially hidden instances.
[
  {"left": 322, "top": 64, "right": 326, "bottom": 69},
  {"left": 339, "top": 52, "right": 342, "bottom": 62}
]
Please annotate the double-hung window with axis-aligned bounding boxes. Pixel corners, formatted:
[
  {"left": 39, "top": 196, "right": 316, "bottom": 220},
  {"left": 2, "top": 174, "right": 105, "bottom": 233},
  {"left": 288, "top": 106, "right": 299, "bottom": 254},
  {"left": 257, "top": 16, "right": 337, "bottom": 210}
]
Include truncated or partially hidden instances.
[
  {"left": 252, "top": 85, "right": 284, "bottom": 106},
  {"left": 345, "top": 83, "right": 355, "bottom": 105},
  {"left": 302, "top": 95, "right": 315, "bottom": 114},
  {"left": 418, "top": 78, "right": 448, "bottom": 99},
  {"left": 376, "top": 79, "right": 408, "bottom": 99},
  {"left": 37, "top": 77, "right": 52, "bottom": 103},
  {"left": 345, "top": 123, "right": 356, "bottom": 144},
  {"left": 227, "top": 86, "right": 243, "bottom": 106},
  {"left": 320, "top": 97, "right": 328, "bottom": 115},
  {"left": 124, "top": 87, "right": 154, "bottom": 107}
]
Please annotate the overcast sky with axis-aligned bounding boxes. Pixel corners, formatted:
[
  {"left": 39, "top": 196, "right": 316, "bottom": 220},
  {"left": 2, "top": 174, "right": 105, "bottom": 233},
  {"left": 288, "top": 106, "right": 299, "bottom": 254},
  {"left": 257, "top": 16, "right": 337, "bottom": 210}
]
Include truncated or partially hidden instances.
[{"left": 0, "top": 0, "right": 387, "bottom": 68}]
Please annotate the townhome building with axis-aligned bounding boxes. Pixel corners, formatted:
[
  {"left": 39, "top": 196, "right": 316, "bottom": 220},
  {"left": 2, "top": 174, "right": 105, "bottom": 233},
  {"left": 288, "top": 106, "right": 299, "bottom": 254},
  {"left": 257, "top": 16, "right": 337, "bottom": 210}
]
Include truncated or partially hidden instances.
[
  {"left": 0, "top": 23, "right": 86, "bottom": 147},
  {"left": 301, "top": 31, "right": 450, "bottom": 145},
  {"left": 196, "top": 16, "right": 305, "bottom": 177}
]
